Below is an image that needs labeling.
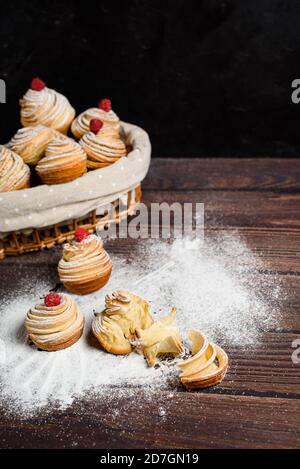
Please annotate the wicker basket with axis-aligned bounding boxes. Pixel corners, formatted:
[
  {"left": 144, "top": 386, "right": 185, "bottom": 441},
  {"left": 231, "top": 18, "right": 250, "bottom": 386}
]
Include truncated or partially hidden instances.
[
  {"left": 0, "top": 185, "right": 141, "bottom": 259},
  {"left": 0, "top": 122, "right": 150, "bottom": 260}
]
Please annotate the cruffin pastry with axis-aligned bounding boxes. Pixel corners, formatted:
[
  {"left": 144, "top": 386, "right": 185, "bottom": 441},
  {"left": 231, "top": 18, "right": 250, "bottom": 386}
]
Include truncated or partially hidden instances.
[
  {"left": 80, "top": 124, "right": 126, "bottom": 169},
  {"left": 20, "top": 84, "right": 75, "bottom": 134},
  {"left": 25, "top": 294, "right": 84, "bottom": 352},
  {"left": 71, "top": 106, "right": 120, "bottom": 139},
  {"left": 7, "top": 125, "right": 55, "bottom": 165},
  {"left": 0, "top": 145, "right": 30, "bottom": 192},
  {"left": 178, "top": 330, "right": 228, "bottom": 389},
  {"left": 36, "top": 135, "right": 87, "bottom": 184},
  {"left": 58, "top": 234, "right": 112, "bottom": 295},
  {"left": 92, "top": 289, "right": 153, "bottom": 355}
]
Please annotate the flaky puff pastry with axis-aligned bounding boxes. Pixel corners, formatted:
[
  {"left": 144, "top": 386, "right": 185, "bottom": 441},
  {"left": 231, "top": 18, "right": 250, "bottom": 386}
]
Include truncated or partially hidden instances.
[
  {"left": 25, "top": 294, "right": 84, "bottom": 351},
  {"left": 36, "top": 135, "right": 87, "bottom": 184},
  {"left": 136, "top": 307, "right": 184, "bottom": 367},
  {"left": 7, "top": 125, "right": 55, "bottom": 165},
  {"left": 178, "top": 330, "right": 228, "bottom": 389},
  {"left": 92, "top": 290, "right": 153, "bottom": 355},
  {"left": 71, "top": 107, "right": 120, "bottom": 139},
  {"left": 58, "top": 235, "right": 112, "bottom": 295},
  {"left": 20, "top": 86, "right": 75, "bottom": 134},
  {"left": 0, "top": 145, "right": 30, "bottom": 192},
  {"left": 80, "top": 125, "right": 127, "bottom": 169}
]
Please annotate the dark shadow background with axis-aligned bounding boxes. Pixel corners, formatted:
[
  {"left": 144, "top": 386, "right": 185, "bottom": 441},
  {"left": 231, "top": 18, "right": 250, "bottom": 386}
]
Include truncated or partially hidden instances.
[{"left": 1, "top": 0, "right": 300, "bottom": 157}]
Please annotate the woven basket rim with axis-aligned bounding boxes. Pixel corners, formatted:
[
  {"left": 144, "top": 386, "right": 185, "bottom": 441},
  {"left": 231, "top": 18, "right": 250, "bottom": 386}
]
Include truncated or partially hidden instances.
[{"left": 0, "top": 185, "right": 142, "bottom": 259}]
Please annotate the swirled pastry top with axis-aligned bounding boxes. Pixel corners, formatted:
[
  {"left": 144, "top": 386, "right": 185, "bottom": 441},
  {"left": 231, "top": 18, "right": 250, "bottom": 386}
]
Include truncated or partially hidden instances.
[
  {"left": 7, "top": 125, "right": 55, "bottom": 165},
  {"left": 36, "top": 135, "right": 87, "bottom": 171},
  {"left": 71, "top": 107, "right": 120, "bottom": 139},
  {"left": 79, "top": 125, "right": 127, "bottom": 167},
  {"left": 20, "top": 87, "right": 75, "bottom": 132},
  {"left": 25, "top": 294, "right": 83, "bottom": 349},
  {"left": 0, "top": 145, "right": 30, "bottom": 192},
  {"left": 103, "top": 289, "right": 153, "bottom": 335},
  {"left": 58, "top": 235, "right": 112, "bottom": 284}
]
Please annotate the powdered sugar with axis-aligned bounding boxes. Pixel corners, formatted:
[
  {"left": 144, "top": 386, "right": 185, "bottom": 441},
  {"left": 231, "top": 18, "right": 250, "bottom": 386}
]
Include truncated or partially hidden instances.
[{"left": 0, "top": 233, "right": 283, "bottom": 416}]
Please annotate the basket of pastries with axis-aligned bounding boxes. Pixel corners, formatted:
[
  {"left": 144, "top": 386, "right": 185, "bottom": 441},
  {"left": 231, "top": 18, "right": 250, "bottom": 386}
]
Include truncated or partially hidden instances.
[{"left": 0, "top": 78, "right": 151, "bottom": 259}]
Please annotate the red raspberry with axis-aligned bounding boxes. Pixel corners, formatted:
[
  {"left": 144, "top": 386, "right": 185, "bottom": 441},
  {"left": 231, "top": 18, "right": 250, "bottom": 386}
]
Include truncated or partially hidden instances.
[
  {"left": 98, "top": 98, "right": 111, "bottom": 112},
  {"left": 44, "top": 292, "right": 61, "bottom": 307},
  {"left": 30, "top": 77, "right": 46, "bottom": 91},
  {"left": 74, "top": 227, "right": 89, "bottom": 242},
  {"left": 90, "top": 119, "right": 103, "bottom": 134}
]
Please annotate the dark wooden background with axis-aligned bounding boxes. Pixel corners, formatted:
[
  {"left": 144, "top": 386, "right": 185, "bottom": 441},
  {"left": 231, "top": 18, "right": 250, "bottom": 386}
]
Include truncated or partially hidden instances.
[
  {"left": 0, "top": 158, "right": 299, "bottom": 449},
  {"left": 1, "top": 0, "right": 300, "bottom": 157}
]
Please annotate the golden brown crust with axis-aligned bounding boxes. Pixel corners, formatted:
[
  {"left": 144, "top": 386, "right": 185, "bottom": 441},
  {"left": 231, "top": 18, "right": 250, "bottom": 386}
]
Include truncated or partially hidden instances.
[
  {"left": 63, "top": 267, "right": 112, "bottom": 295},
  {"left": 30, "top": 321, "right": 84, "bottom": 352},
  {"left": 36, "top": 135, "right": 87, "bottom": 184}
]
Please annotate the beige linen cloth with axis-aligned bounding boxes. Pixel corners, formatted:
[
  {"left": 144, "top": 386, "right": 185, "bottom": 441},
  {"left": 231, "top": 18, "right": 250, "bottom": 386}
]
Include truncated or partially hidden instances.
[{"left": 0, "top": 122, "right": 151, "bottom": 235}]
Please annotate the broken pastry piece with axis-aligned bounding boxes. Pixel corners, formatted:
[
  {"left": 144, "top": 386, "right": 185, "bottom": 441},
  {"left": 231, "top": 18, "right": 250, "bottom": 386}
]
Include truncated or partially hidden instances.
[
  {"left": 92, "top": 289, "right": 153, "bottom": 355},
  {"left": 178, "top": 330, "right": 228, "bottom": 389},
  {"left": 136, "top": 307, "right": 184, "bottom": 367}
]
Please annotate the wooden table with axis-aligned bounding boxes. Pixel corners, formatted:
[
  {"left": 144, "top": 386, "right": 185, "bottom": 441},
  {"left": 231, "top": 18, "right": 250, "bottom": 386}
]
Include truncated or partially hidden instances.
[{"left": 0, "top": 158, "right": 300, "bottom": 449}]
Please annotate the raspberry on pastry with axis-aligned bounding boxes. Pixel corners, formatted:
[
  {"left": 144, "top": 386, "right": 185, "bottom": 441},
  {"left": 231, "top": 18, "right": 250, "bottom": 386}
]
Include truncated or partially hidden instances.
[
  {"left": 30, "top": 77, "right": 46, "bottom": 91},
  {"left": 98, "top": 98, "right": 112, "bottom": 112},
  {"left": 74, "top": 227, "right": 90, "bottom": 242},
  {"left": 89, "top": 119, "right": 103, "bottom": 134},
  {"left": 44, "top": 292, "right": 61, "bottom": 307}
]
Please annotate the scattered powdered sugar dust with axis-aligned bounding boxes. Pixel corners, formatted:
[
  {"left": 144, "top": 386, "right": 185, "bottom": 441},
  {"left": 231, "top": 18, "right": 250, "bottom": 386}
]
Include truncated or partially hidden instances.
[{"left": 0, "top": 232, "right": 283, "bottom": 416}]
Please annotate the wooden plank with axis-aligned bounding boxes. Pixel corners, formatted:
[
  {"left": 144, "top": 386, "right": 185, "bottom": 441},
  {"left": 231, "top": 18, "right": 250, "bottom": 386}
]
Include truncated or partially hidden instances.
[
  {"left": 0, "top": 392, "right": 299, "bottom": 448},
  {"left": 140, "top": 190, "right": 300, "bottom": 230},
  {"left": 144, "top": 158, "right": 300, "bottom": 191},
  {"left": 206, "top": 227, "right": 300, "bottom": 274},
  {"left": 218, "top": 332, "right": 300, "bottom": 396}
]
